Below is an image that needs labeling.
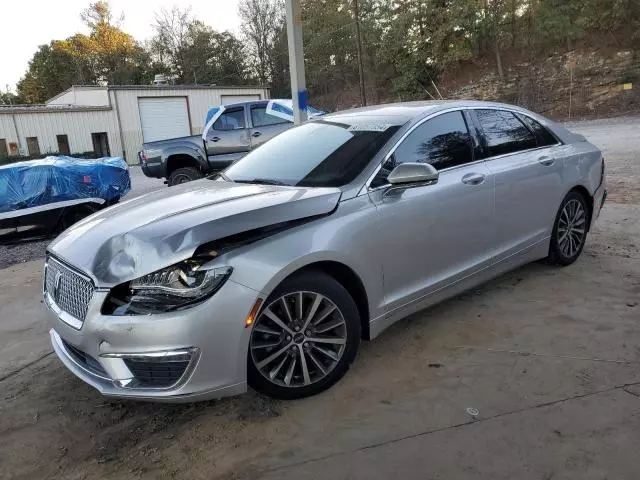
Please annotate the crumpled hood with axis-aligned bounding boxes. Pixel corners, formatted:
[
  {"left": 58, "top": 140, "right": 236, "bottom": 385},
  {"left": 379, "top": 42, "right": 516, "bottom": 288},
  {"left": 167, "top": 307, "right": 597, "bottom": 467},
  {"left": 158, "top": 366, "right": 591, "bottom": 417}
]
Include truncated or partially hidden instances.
[{"left": 49, "top": 179, "right": 341, "bottom": 286}]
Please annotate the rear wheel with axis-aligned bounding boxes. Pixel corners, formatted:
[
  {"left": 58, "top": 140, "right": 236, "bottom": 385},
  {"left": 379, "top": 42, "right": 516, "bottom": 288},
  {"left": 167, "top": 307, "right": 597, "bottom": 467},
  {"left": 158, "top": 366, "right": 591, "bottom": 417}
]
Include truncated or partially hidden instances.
[
  {"left": 248, "top": 272, "right": 361, "bottom": 399},
  {"left": 168, "top": 167, "right": 203, "bottom": 186},
  {"left": 548, "top": 190, "right": 589, "bottom": 266}
]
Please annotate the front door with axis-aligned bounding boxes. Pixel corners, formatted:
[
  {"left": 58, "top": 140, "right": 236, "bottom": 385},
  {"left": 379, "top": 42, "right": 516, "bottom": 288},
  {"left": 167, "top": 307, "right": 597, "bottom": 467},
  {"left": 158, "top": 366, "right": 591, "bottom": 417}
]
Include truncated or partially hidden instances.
[
  {"left": 367, "top": 110, "right": 495, "bottom": 313},
  {"left": 204, "top": 106, "right": 250, "bottom": 157},
  {"left": 472, "top": 109, "right": 564, "bottom": 261},
  {"left": 248, "top": 103, "right": 292, "bottom": 149}
]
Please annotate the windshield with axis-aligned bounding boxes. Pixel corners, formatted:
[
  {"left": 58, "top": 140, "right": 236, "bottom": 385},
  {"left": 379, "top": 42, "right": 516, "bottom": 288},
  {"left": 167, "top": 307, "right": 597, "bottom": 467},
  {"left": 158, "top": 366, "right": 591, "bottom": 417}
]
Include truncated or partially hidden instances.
[{"left": 224, "top": 120, "right": 401, "bottom": 187}]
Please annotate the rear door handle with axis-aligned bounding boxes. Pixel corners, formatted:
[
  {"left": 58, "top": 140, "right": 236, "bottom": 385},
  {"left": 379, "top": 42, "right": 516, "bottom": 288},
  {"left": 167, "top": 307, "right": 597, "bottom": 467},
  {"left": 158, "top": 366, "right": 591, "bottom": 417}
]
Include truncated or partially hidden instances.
[
  {"left": 538, "top": 155, "right": 555, "bottom": 166},
  {"left": 461, "top": 173, "right": 486, "bottom": 185},
  {"left": 252, "top": 131, "right": 262, "bottom": 137},
  {"left": 210, "top": 136, "right": 220, "bottom": 142}
]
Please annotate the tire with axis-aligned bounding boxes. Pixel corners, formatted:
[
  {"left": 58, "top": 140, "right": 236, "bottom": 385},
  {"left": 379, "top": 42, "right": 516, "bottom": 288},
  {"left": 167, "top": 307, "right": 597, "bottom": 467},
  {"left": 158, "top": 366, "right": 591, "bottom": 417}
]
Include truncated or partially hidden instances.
[
  {"left": 168, "top": 167, "right": 203, "bottom": 186},
  {"left": 248, "top": 271, "right": 361, "bottom": 399},
  {"left": 57, "top": 204, "right": 98, "bottom": 233},
  {"left": 548, "top": 190, "right": 590, "bottom": 266}
]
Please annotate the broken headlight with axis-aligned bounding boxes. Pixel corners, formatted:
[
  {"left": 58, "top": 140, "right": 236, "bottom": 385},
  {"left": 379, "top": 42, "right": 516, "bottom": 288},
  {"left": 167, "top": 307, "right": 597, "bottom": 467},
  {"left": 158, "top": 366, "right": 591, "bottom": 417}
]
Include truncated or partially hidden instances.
[{"left": 102, "top": 259, "right": 232, "bottom": 315}]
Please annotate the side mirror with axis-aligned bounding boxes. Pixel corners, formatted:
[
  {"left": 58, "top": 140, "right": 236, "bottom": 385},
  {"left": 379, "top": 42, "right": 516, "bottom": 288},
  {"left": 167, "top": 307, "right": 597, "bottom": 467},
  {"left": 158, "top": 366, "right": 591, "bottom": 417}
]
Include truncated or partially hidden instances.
[{"left": 387, "top": 162, "right": 439, "bottom": 185}]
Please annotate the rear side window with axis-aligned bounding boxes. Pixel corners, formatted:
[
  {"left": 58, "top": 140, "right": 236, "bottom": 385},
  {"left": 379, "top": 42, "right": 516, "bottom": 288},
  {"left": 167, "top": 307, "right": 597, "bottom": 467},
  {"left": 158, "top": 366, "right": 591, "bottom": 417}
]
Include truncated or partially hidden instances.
[
  {"left": 520, "top": 115, "right": 558, "bottom": 147},
  {"left": 251, "top": 106, "right": 289, "bottom": 127},
  {"left": 213, "top": 108, "right": 246, "bottom": 131},
  {"left": 475, "top": 109, "right": 537, "bottom": 157}
]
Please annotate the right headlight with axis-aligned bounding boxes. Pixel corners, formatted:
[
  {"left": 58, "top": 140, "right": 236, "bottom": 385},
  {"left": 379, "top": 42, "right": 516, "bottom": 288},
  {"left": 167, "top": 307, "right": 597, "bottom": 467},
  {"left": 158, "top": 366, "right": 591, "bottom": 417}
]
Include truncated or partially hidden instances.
[{"left": 102, "top": 258, "right": 232, "bottom": 316}]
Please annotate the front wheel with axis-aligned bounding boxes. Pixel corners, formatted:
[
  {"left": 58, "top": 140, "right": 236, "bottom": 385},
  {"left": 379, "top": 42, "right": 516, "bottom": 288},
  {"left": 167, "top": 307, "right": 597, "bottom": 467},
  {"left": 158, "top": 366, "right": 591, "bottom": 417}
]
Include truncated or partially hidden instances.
[
  {"left": 548, "top": 190, "right": 589, "bottom": 266},
  {"left": 248, "top": 272, "right": 361, "bottom": 399}
]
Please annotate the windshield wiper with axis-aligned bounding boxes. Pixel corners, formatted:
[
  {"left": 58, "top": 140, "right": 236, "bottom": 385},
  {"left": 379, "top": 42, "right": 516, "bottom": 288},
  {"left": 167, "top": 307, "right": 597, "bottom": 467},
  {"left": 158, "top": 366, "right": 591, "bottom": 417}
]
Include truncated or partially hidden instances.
[{"left": 234, "top": 178, "right": 291, "bottom": 186}]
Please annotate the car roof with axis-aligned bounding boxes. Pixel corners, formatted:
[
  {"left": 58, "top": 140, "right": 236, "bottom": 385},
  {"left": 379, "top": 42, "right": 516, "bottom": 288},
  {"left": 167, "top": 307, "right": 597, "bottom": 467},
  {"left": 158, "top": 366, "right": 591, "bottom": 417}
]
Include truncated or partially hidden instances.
[{"left": 321, "top": 99, "right": 545, "bottom": 125}]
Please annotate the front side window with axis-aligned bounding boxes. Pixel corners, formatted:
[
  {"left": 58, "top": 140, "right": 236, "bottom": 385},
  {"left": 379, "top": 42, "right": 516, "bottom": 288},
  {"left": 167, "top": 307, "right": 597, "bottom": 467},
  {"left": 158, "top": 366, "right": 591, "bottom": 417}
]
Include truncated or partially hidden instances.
[
  {"left": 213, "top": 109, "right": 246, "bottom": 131},
  {"left": 224, "top": 120, "right": 400, "bottom": 187},
  {"left": 371, "top": 111, "right": 473, "bottom": 187},
  {"left": 520, "top": 115, "right": 558, "bottom": 147},
  {"left": 251, "top": 106, "right": 289, "bottom": 127},
  {"left": 475, "top": 109, "right": 537, "bottom": 157}
]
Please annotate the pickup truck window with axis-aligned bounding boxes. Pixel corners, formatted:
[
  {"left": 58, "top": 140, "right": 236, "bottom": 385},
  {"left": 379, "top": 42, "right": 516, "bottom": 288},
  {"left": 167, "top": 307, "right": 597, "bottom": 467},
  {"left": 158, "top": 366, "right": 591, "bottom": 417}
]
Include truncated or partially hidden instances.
[
  {"left": 213, "top": 108, "right": 246, "bottom": 131},
  {"left": 251, "top": 106, "right": 288, "bottom": 127}
]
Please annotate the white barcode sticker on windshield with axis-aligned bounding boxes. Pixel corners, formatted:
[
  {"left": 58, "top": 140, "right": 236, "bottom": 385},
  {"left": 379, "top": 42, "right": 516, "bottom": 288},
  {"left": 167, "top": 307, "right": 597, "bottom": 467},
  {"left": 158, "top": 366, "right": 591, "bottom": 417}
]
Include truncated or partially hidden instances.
[{"left": 347, "top": 123, "right": 392, "bottom": 132}]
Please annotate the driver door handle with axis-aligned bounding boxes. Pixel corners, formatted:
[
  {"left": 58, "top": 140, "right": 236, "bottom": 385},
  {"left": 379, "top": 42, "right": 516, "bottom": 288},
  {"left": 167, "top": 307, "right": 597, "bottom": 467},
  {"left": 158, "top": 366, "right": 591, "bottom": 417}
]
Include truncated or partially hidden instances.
[
  {"left": 461, "top": 173, "right": 486, "bottom": 185},
  {"left": 210, "top": 136, "right": 220, "bottom": 142},
  {"left": 538, "top": 155, "right": 555, "bottom": 166},
  {"left": 252, "top": 131, "right": 262, "bottom": 137}
]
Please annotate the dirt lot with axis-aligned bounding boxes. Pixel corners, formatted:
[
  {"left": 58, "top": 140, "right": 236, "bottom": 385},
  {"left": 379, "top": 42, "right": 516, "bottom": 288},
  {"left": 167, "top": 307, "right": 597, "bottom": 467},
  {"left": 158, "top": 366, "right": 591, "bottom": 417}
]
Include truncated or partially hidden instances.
[{"left": 1, "top": 118, "right": 639, "bottom": 480}]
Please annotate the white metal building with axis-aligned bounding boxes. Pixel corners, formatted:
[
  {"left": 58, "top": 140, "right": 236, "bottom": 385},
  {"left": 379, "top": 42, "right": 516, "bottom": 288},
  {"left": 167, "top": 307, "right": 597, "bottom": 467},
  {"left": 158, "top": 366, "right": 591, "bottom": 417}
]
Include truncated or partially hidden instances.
[{"left": 0, "top": 85, "right": 269, "bottom": 163}]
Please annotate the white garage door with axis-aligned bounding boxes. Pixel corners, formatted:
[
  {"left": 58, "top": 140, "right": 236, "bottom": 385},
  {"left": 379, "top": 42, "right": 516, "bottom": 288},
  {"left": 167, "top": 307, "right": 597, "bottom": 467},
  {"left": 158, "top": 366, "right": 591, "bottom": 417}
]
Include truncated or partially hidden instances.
[
  {"left": 138, "top": 97, "right": 190, "bottom": 142},
  {"left": 220, "top": 94, "right": 261, "bottom": 105}
]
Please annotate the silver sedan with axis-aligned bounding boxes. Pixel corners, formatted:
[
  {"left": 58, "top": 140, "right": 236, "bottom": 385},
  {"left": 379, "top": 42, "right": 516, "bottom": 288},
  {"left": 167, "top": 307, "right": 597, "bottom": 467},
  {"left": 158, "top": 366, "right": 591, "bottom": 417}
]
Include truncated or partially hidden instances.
[{"left": 44, "top": 101, "right": 607, "bottom": 401}]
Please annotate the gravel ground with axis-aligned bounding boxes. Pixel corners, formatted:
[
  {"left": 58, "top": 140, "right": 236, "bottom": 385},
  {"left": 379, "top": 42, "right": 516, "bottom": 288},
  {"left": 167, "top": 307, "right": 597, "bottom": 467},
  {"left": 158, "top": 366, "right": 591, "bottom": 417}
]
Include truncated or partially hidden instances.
[{"left": 0, "top": 167, "right": 164, "bottom": 270}]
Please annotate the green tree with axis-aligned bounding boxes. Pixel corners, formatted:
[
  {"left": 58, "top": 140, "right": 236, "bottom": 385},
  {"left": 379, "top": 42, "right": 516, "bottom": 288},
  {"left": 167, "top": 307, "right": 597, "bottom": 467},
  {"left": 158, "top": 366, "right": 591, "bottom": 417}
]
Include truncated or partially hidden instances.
[{"left": 16, "top": 1, "right": 152, "bottom": 103}]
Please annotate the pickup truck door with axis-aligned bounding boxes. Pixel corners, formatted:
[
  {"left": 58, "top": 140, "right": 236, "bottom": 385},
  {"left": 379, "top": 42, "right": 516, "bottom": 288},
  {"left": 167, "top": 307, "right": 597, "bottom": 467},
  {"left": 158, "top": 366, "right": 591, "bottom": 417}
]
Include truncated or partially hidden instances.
[
  {"left": 248, "top": 103, "right": 292, "bottom": 148},
  {"left": 204, "top": 106, "right": 250, "bottom": 157}
]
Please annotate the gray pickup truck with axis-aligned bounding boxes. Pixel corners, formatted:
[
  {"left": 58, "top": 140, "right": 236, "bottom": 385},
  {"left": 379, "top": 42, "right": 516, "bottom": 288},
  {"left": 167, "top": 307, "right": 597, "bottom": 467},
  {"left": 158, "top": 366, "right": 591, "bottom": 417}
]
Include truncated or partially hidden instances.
[{"left": 139, "top": 100, "right": 302, "bottom": 186}]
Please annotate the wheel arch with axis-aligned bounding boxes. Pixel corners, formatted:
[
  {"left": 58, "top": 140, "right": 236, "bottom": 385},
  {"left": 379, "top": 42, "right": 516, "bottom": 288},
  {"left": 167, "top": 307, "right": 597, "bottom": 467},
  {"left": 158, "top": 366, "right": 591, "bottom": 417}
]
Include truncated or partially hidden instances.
[
  {"left": 567, "top": 184, "right": 594, "bottom": 231},
  {"left": 166, "top": 154, "right": 202, "bottom": 178},
  {"left": 272, "top": 261, "right": 371, "bottom": 341}
]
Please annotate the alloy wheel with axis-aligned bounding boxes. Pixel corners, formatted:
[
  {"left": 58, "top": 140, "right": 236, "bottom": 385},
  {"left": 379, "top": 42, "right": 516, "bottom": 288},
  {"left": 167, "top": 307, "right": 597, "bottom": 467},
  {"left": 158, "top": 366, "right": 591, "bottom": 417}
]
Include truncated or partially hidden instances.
[
  {"left": 250, "top": 291, "right": 348, "bottom": 388},
  {"left": 557, "top": 198, "right": 586, "bottom": 258}
]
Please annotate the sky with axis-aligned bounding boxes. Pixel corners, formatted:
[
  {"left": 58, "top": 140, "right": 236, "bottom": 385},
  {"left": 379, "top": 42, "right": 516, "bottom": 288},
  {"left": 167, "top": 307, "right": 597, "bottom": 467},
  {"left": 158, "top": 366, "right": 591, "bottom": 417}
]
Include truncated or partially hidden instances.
[{"left": 0, "top": 0, "right": 242, "bottom": 92}]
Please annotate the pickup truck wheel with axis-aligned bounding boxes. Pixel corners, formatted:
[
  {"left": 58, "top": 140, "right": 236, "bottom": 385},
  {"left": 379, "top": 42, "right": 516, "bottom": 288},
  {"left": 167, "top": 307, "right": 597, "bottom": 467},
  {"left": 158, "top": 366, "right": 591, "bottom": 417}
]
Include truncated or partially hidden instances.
[{"left": 168, "top": 167, "right": 203, "bottom": 186}]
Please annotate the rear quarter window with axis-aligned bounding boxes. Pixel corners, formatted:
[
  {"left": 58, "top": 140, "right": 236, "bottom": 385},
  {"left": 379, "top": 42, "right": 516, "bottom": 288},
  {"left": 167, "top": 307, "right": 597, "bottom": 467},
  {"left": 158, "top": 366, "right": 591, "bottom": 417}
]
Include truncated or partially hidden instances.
[
  {"left": 520, "top": 115, "right": 559, "bottom": 147},
  {"left": 475, "top": 109, "right": 537, "bottom": 157}
]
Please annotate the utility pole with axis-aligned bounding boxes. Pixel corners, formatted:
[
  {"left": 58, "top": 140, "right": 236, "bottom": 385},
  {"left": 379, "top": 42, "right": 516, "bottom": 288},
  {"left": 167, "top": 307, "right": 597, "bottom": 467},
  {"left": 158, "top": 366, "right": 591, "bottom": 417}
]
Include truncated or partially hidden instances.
[
  {"left": 285, "top": 0, "right": 308, "bottom": 124},
  {"left": 353, "top": 0, "right": 366, "bottom": 106}
]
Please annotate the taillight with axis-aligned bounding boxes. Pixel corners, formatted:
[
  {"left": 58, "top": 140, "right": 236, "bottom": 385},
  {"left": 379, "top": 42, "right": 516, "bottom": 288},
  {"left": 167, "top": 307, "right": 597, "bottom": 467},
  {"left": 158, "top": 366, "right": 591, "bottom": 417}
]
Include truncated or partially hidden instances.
[{"left": 139, "top": 150, "right": 147, "bottom": 164}]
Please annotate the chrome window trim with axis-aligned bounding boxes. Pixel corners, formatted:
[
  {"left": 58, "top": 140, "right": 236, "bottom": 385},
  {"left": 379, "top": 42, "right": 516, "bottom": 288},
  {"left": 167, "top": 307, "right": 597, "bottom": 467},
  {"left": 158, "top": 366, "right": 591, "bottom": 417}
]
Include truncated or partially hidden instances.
[
  {"left": 361, "top": 106, "right": 564, "bottom": 194},
  {"left": 468, "top": 107, "right": 563, "bottom": 156}
]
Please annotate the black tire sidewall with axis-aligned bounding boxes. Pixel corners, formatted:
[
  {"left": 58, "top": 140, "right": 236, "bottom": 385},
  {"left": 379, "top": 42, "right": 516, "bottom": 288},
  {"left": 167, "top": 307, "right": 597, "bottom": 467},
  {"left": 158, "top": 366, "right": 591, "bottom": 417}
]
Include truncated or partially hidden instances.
[
  {"left": 247, "top": 271, "right": 361, "bottom": 400},
  {"left": 168, "top": 167, "right": 202, "bottom": 186},
  {"left": 550, "top": 191, "right": 589, "bottom": 266}
]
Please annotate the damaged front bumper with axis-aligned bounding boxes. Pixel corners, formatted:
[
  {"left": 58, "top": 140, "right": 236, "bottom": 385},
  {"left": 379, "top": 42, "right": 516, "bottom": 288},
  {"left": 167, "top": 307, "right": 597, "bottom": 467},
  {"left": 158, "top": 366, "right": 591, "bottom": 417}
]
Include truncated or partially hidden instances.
[{"left": 46, "top": 278, "right": 259, "bottom": 403}]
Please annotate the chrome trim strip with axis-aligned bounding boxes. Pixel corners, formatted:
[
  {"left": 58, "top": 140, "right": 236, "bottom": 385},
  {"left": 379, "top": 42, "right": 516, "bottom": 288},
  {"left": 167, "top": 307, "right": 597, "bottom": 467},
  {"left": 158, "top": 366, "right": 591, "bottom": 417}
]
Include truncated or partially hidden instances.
[
  {"left": 100, "top": 348, "right": 201, "bottom": 391},
  {"left": 51, "top": 330, "right": 111, "bottom": 381},
  {"left": 44, "top": 291, "right": 84, "bottom": 330}
]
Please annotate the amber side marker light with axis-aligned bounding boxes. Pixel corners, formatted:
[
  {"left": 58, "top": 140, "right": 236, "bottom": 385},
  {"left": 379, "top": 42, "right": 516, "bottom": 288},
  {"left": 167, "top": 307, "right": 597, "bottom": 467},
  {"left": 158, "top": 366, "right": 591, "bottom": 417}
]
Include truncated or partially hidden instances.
[{"left": 245, "top": 298, "right": 264, "bottom": 327}]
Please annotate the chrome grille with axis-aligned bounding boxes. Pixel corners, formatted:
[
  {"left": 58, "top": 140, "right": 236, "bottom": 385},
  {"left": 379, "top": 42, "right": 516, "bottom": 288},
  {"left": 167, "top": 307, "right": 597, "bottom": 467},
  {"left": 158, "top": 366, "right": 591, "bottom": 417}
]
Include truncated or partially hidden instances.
[{"left": 45, "top": 257, "right": 94, "bottom": 322}]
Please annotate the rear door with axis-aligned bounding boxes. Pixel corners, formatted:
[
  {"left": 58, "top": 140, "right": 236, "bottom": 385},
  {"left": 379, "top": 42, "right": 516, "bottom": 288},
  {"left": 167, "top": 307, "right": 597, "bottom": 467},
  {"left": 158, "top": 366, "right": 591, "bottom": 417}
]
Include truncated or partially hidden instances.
[
  {"left": 204, "top": 106, "right": 250, "bottom": 157},
  {"left": 471, "top": 108, "right": 563, "bottom": 261},
  {"left": 249, "top": 102, "right": 292, "bottom": 149}
]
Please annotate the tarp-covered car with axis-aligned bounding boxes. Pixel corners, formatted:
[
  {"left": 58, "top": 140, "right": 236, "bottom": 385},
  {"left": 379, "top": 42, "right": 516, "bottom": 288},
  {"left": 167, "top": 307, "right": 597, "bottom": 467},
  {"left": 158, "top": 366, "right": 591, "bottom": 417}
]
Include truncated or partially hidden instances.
[{"left": 0, "top": 156, "right": 130, "bottom": 241}]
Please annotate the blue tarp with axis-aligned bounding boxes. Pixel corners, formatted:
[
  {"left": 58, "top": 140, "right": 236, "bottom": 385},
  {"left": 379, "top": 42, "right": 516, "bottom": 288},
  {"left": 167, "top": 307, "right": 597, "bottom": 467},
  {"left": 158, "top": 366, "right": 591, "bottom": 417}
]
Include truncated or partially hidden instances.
[{"left": 0, "top": 156, "right": 131, "bottom": 214}]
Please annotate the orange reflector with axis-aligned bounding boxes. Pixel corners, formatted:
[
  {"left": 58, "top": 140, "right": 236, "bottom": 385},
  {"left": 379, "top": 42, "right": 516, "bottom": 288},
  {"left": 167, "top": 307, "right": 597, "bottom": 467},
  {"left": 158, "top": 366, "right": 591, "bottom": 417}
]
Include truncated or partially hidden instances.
[{"left": 245, "top": 298, "right": 263, "bottom": 327}]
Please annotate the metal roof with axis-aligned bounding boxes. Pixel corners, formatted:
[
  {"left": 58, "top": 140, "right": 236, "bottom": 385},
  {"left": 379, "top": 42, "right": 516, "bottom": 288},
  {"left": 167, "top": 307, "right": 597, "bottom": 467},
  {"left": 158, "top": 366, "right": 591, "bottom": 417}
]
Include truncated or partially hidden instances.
[{"left": 0, "top": 104, "right": 112, "bottom": 114}]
